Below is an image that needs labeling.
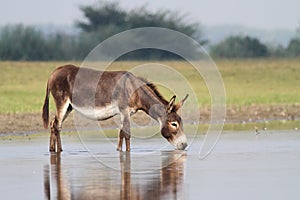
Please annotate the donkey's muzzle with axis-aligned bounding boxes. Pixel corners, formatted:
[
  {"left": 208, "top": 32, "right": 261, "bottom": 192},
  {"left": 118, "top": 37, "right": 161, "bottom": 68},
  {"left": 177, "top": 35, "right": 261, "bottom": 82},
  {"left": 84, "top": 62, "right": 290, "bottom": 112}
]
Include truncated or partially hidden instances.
[{"left": 174, "top": 135, "right": 188, "bottom": 150}]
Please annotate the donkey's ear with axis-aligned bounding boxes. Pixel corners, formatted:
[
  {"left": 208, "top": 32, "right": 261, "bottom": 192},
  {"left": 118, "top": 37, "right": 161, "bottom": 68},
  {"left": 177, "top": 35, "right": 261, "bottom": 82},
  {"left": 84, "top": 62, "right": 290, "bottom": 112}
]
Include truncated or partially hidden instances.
[
  {"left": 174, "top": 94, "right": 189, "bottom": 112},
  {"left": 166, "top": 95, "right": 176, "bottom": 113}
]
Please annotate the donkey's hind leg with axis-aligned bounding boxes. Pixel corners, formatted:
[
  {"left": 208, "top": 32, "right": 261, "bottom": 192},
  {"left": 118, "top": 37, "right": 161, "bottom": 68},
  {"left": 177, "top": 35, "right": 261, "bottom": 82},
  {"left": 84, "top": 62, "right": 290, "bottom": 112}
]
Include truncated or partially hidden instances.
[
  {"left": 49, "top": 99, "right": 71, "bottom": 152},
  {"left": 49, "top": 117, "right": 58, "bottom": 152}
]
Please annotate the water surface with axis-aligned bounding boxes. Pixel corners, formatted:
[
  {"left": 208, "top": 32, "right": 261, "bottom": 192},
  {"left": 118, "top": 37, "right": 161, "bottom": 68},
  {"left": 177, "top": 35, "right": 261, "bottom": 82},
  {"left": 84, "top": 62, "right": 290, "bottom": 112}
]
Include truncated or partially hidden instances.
[{"left": 0, "top": 131, "right": 299, "bottom": 199}]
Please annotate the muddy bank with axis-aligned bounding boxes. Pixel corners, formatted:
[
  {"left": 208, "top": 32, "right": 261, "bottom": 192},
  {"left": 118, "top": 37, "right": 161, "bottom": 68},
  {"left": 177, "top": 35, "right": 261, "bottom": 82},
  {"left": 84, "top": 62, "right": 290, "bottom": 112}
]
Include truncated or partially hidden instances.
[{"left": 1, "top": 104, "right": 299, "bottom": 134}]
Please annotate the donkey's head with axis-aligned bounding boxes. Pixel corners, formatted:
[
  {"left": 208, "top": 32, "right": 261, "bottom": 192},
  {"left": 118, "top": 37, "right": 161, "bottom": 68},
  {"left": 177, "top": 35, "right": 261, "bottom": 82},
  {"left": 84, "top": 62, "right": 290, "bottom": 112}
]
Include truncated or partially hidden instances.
[{"left": 161, "top": 94, "right": 189, "bottom": 150}]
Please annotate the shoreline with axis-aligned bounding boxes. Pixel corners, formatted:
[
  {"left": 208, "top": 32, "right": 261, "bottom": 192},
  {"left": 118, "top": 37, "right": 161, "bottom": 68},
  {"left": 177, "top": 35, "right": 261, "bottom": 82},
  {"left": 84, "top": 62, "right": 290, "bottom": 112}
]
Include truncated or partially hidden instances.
[{"left": 1, "top": 104, "right": 299, "bottom": 135}]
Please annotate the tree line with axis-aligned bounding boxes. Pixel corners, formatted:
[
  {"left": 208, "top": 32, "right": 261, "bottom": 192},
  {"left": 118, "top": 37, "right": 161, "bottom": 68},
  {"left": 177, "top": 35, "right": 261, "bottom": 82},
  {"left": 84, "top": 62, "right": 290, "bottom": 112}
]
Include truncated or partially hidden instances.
[
  {"left": 210, "top": 35, "right": 300, "bottom": 58},
  {"left": 0, "top": 2, "right": 299, "bottom": 60}
]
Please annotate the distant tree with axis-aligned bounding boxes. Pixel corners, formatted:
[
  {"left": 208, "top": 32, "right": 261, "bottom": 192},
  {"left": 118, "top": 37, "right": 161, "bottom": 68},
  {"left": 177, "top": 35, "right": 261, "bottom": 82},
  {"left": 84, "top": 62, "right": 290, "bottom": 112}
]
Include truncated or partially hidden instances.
[
  {"left": 0, "top": 24, "right": 82, "bottom": 61},
  {"left": 46, "top": 33, "right": 79, "bottom": 60},
  {"left": 76, "top": 2, "right": 127, "bottom": 33},
  {"left": 266, "top": 43, "right": 287, "bottom": 58},
  {"left": 210, "top": 35, "right": 269, "bottom": 58},
  {"left": 76, "top": 2, "right": 206, "bottom": 44},
  {"left": 0, "top": 24, "right": 49, "bottom": 60},
  {"left": 296, "top": 21, "right": 300, "bottom": 38},
  {"left": 286, "top": 22, "right": 300, "bottom": 57},
  {"left": 287, "top": 38, "right": 300, "bottom": 57},
  {"left": 75, "top": 2, "right": 206, "bottom": 59}
]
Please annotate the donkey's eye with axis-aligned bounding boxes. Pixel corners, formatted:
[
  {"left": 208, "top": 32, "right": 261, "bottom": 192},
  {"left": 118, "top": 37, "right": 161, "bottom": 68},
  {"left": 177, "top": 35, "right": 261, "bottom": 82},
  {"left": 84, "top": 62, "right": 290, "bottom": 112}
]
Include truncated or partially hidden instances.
[{"left": 171, "top": 122, "right": 178, "bottom": 128}]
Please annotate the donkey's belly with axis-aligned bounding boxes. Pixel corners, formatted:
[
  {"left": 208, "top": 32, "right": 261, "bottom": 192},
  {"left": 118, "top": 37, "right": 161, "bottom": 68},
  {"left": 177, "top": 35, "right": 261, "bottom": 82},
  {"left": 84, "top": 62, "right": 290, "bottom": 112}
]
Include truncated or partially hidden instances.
[{"left": 71, "top": 103, "right": 120, "bottom": 120}]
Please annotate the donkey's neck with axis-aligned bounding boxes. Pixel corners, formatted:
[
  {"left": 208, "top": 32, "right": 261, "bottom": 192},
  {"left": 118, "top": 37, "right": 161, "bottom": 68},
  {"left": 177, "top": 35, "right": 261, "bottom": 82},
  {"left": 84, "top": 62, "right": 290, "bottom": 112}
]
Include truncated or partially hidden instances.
[{"left": 138, "top": 86, "right": 167, "bottom": 123}]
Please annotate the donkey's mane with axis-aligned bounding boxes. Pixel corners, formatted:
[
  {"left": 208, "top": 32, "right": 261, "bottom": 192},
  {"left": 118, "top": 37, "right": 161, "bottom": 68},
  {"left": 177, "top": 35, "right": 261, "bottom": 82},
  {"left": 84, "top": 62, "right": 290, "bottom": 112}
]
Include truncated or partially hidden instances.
[{"left": 138, "top": 77, "right": 169, "bottom": 105}]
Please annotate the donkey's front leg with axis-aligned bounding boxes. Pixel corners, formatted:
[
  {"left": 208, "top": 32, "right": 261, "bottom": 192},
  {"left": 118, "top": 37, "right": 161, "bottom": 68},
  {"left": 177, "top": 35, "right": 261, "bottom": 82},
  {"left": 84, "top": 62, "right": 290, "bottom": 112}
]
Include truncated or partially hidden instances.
[
  {"left": 125, "top": 137, "right": 130, "bottom": 152},
  {"left": 117, "top": 111, "right": 131, "bottom": 152},
  {"left": 117, "top": 128, "right": 131, "bottom": 152},
  {"left": 117, "top": 133, "right": 124, "bottom": 151}
]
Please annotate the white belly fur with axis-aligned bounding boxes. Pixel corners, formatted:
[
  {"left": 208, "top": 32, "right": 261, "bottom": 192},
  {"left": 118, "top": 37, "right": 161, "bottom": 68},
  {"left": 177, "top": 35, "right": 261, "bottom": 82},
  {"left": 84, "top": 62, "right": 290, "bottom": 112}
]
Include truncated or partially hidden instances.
[{"left": 71, "top": 102, "right": 120, "bottom": 120}]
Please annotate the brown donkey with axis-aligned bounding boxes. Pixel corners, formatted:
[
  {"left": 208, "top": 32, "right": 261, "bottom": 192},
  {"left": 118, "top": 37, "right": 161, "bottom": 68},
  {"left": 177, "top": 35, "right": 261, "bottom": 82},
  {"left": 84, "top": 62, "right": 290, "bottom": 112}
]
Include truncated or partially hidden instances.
[{"left": 42, "top": 65, "right": 188, "bottom": 152}]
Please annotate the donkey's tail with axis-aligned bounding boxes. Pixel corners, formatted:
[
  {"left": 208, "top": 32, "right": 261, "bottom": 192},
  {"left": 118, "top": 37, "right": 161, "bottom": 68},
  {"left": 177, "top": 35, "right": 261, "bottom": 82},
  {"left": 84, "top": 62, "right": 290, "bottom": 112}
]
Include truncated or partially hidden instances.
[{"left": 42, "top": 81, "right": 50, "bottom": 129}]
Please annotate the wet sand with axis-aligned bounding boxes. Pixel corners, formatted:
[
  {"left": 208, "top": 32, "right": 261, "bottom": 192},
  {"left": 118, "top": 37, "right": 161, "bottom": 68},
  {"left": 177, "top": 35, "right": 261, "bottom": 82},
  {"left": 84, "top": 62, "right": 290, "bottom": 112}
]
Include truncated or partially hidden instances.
[
  {"left": 0, "top": 131, "right": 300, "bottom": 199},
  {"left": 1, "top": 104, "right": 300, "bottom": 134}
]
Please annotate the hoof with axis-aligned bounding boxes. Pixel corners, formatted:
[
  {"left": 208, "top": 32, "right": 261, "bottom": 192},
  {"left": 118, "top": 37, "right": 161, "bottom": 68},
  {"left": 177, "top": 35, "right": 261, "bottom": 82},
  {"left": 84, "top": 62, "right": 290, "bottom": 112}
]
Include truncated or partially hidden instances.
[
  {"left": 49, "top": 148, "right": 63, "bottom": 153},
  {"left": 116, "top": 147, "right": 122, "bottom": 152}
]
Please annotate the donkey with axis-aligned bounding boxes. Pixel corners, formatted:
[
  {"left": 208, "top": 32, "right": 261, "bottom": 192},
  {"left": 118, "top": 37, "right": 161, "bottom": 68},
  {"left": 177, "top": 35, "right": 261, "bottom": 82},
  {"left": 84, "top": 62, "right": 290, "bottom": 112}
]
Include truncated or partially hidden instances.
[{"left": 42, "top": 65, "right": 188, "bottom": 152}]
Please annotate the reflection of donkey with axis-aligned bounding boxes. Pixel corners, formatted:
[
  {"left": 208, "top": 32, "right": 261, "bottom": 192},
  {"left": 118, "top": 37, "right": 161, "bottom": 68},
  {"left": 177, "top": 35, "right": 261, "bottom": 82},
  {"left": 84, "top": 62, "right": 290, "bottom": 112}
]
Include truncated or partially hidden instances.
[
  {"left": 42, "top": 65, "right": 188, "bottom": 152},
  {"left": 44, "top": 151, "right": 186, "bottom": 199},
  {"left": 44, "top": 153, "right": 70, "bottom": 200},
  {"left": 119, "top": 152, "right": 186, "bottom": 200}
]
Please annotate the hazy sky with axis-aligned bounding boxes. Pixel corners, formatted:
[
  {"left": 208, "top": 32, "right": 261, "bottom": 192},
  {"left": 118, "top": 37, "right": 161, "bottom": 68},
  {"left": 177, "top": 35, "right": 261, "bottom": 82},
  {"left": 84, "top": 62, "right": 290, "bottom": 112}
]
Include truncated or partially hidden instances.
[{"left": 1, "top": 0, "right": 299, "bottom": 30}]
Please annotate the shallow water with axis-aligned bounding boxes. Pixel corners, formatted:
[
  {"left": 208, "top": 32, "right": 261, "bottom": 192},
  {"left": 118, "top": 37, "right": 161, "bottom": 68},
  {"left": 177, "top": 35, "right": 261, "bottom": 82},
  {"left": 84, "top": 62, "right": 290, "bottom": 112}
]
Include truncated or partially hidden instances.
[{"left": 0, "top": 131, "right": 300, "bottom": 199}]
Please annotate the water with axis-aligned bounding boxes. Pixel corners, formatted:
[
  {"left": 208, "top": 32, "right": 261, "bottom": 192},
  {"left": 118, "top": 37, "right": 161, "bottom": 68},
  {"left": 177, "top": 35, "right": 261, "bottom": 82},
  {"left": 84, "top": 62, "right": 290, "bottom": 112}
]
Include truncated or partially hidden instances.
[{"left": 0, "top": 131, "right": 299, "bottom": 199}]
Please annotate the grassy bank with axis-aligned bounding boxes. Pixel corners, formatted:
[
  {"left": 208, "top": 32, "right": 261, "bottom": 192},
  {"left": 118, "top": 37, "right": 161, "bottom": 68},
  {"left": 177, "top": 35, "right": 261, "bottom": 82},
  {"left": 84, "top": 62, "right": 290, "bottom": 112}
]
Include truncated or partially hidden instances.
[
  {"left": 0, "top": 61, "right": 79, "bottom": 113},
  {"left": 0, "top": 59, "right": 299, "bottom": 132},
  {"left": 0, "top": 59, "right": 299, "bottom": 113},
  {"left": 216, "top": 59, "right": 300, "bottom": 105}
]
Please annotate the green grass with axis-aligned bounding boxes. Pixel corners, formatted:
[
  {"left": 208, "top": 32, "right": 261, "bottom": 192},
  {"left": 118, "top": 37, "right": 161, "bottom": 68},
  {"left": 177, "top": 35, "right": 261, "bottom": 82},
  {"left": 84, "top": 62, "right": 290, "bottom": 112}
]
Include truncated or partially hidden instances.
[
  {"left": 216, "top": 58, "right": 300, "bottom": 105},
  {"left": 0, "top": 61, "right": 80, "bottom": 113},
  {"left": 0, "top": 59, "right": 300, "bottom": 113}
]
